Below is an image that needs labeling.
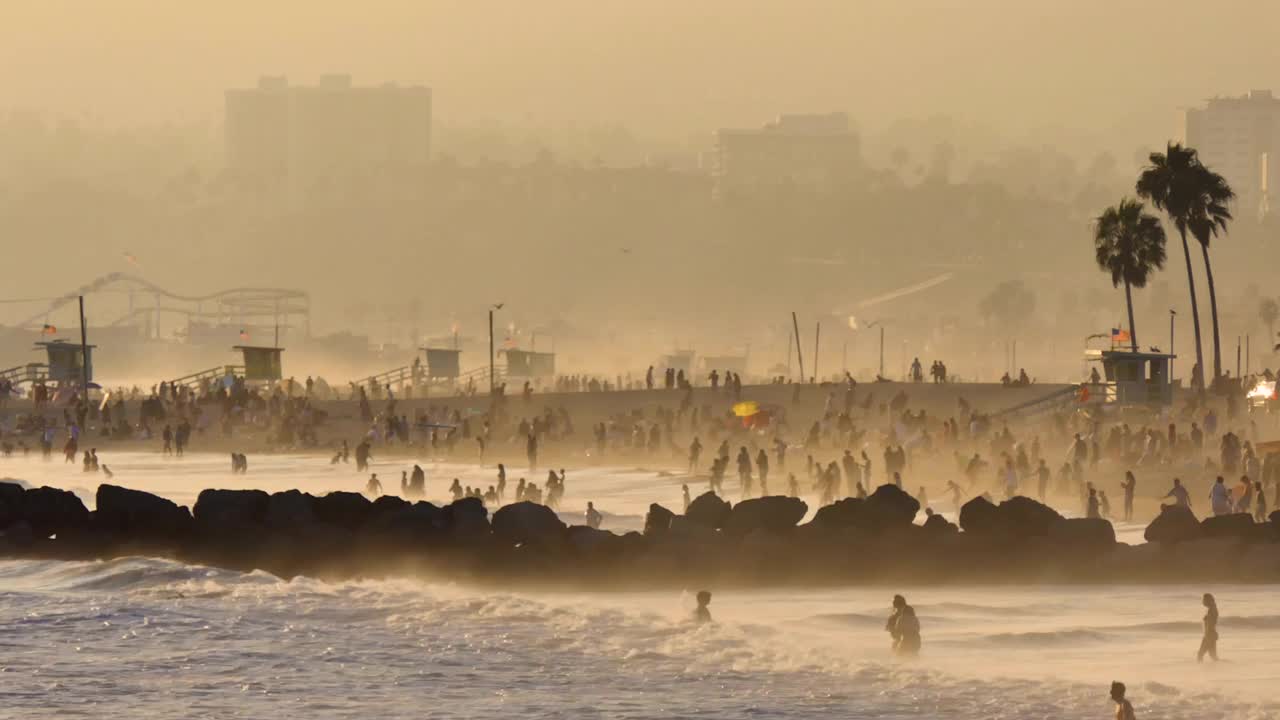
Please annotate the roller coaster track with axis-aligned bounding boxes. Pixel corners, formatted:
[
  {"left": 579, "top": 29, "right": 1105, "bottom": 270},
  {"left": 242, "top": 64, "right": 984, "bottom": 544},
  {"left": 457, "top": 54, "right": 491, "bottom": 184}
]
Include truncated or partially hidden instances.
[{"left": 14, "top": 273, "right": 309, "bottom": 330}]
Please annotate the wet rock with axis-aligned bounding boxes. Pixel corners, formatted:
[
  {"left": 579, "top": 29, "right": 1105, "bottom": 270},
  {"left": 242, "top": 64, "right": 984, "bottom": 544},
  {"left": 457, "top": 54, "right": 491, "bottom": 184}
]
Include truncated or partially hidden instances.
[
  {"left": 312, "top": 491, "right": 373, "bottom": 530},
  {"left": 95, "top": 484, "right": 192, "bottom": 539},
  {"left": 961, "top": 495, "right": 1062, "bottom": 539},
  {"left": 1049, "top": 517, "right": 1115, "bottom": 548},
  {"left": 685, "top": 492, "right": 732, "bottom": 530},
  {"left": 442, "top": 497, "right": 489, "bottom": 537},
  {"left": 725, "top": 496, "right": 807, "bottom": 535},
  {"left": 996, "top": 496, "right": 1063, "bottom": 537},
  {"left": 1200, "top": 513, "right": 1257, "bottom": 541},
  {"left": 22, "top": 486, "right": 89, "bottom": 537},
  {"left": 643, "top": 503, "right": 675, "bottom": 537},
  {"left": 0, "top": 482, "right": 25, "bottom": 528},
  {"left": 567, "top": 525, "right": 624, "bottom": 556},
  {"left": 860, "top": 484, "right": 921, "bottom": 531},
  {"left": 958, "top": 495, "right": 998, "bottom": 534},
  {"left": 922, "top": 512, "right": 959, "bottom": 537},
  {"left": 1144, "top": 504, "right": 1201, "bottom": 544},
  {"left": 266, "top": 490, "right": 316, "bottom": 529},
  {"left": 809, "top": 498, "right": 864, "bottom": 529},
  {"left": 492, "top": 501, "right": 567, "bottom": 545},
  {"left": 194, "top": 489, "right": 270, "bottom": 529}
]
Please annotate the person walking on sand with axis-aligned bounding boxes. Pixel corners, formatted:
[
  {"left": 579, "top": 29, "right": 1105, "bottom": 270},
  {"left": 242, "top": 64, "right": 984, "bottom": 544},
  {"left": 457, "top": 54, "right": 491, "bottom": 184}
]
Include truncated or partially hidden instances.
[
  {"left": 1197, "top": 593, "right": 1219, "bottom": 662},
  {"left": 365, "top": 473, "right": 383, "bottom": 498},
  {"left": 1110, "top": 681, "right": 1136, "bottom": 720}
]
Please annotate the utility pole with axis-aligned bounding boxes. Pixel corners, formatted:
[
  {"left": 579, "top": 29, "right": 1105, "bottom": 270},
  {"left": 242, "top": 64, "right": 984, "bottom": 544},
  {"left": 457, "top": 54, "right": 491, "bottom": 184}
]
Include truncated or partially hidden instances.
[
  {"left": 78, "top": 296, "right": 90, "bottom": 397},
  {"left": 791, "top": 312, "right": 805, "bottom": 382},
  {"left": 813, "top": 321, "right": 820, "bottom": 383},
  {"left": 488, "top": 309, "right": 495, "bottom": 394},
  {"left": 879, "top": 325, "right": 885, "bottom": 378},
  {"left": 1169, "top": 309, "right": 1176, "bottom": 380}
]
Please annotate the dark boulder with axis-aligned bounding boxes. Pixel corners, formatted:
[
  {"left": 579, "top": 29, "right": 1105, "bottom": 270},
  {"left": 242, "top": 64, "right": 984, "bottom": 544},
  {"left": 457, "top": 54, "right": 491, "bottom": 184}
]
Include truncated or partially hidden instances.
[
  {"left": 959, "top": 495, "right": 1062, "bottom": 539},
  {"left": 367, "top": 501, "right": 444, "bottom": 542},
  {"left": 922, "top": 512, "right": 959, "bottom": 537},
  {"left": 643, "top": 503, "right": 676, "bottom": 537},
  {"left": 372, "top": 495, "right": 410, "bottom": 516},
  {"left": 95, "top": 484, "right": 192, "bottom": 539},
  {"left": 567, "top": 525, "right": 624, "bottom": 556},
  {"left": 0, "top": 482, "right": 25, "bottom": 528},
  {"left": 1049, "top": 517, "right": 1115, "bottom": 548},
  {"left": 725, "top": 496, "right": 807, "bottom": 535},
  {"left": 194, "top": 489, "right": 270, "bottom": 528},
  {"left": 266, "top": 490, "right": 316, "bottom": 529},
  {"left": 958, "top": 495, "right": 998, "bottom": 534},
  {"left": 442, "top": 497, "right": 489, "bottom": 537},
  {"left": 1144, "top": 504, "right": 1201, "bottom": 544},
  {"left": 312, "top": 491, "right": 373, "bottom": 529},
  {"left": 809, "top": 497, "right": 864, "bottom": 529},
  {"left": 685, "top": 492, "right": 732, "bottom": 530},
  {"left": 1201, "top": 513, "right": 1257, "bottom": 540},
  {"left": 996, "top": 496, "right": 1064, "bottom": 538},
  {"left": 22, "top": 486, "right": 89, "bottom": 537},
  {"left": 492, "top": 501, "right": 567, "bottom": 545},
  {"left": 861, "top": 484, "right": 921, "bottom": 530}
]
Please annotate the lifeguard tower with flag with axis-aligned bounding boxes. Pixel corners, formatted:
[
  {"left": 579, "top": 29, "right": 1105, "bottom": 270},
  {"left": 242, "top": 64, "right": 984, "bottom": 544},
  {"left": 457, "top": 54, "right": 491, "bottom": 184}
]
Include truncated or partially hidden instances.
[{"left": 1082, "top": 328, "right": 1176, "bottom": 406}]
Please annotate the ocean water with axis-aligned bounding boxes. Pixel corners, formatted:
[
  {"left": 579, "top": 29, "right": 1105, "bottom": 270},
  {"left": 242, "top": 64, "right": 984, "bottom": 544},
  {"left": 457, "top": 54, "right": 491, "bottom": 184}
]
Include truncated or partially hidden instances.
[{"left": 1, "top": 558, "right": 1278, "bottom": 719}]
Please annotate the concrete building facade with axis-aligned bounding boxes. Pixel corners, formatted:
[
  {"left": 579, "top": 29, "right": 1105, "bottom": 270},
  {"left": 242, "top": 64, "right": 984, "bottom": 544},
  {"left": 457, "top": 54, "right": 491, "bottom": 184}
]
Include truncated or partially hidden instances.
[
  {"left": 225, "top": 75, "right": 432, "bottom": 189},
  {"left": 1181, "top": 90, "right": 1280, "bottom": 220}
]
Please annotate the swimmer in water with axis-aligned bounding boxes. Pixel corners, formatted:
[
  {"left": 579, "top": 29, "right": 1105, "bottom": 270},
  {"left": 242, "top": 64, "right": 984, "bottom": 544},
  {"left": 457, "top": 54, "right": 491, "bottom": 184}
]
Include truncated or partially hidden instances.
[
  {"left": 693, "top": 590, "right": 712, "bottom": 624},
  {"left": 886, "top": 594, "right": 921, "bottom": 656},
  {"left": 1197, "top": 592, "right": 1219, "bottom": 662},
  {"left": 1110, "top": 681, "right": 1136, "bottom": 720}
]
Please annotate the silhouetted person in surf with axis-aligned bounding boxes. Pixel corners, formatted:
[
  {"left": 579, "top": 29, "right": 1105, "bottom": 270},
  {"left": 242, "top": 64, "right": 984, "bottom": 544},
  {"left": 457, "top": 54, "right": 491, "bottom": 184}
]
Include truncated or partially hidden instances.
[
  {"left": 1197, "top": 593, "right": 1219, "bottom": 662},
  {"left": 585, "top": 501, "right": 602, "bottom": 529},
  {"left": 886, "top": 594, "right": 920, "bottom": 656},
  {"left": 693, "top": 590, "right": 712, "bottom": 624},
  {"left": 1110, "top": 681, "right": 1136, "bottom": 720}
]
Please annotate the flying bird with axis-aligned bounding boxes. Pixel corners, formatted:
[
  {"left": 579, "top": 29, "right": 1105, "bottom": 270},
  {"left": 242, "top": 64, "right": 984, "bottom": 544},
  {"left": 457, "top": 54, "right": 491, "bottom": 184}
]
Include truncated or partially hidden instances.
[{"left": 492, "top": 303, "right": 504, "bottom": 310}]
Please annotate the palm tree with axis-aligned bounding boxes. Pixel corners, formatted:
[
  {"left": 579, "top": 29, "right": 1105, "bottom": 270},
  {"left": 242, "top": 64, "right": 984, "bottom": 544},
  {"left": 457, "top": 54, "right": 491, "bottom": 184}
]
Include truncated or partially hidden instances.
[
  {"left": 1135, "top": 143, "right": 1221, "bottom": 388},
  {"left": 1094, "top": 199, "right": 1167, "bottom": 352},
  {"left": 1186, "top": 167, "right": 1235, "bottom": 379}
]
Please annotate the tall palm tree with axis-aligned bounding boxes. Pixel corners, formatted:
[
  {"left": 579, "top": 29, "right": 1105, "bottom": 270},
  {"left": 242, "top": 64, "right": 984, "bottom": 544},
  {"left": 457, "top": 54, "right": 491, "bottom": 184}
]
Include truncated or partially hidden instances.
[
  {"left": 1186, "top": 167, "right": 1235, "bottom": 379},
  {"left": 1135, "top": 143, "right": 1207, "bottom": 387},
  {"left": 1094, "top": 199, "right": 1167, "bottom": 352}
]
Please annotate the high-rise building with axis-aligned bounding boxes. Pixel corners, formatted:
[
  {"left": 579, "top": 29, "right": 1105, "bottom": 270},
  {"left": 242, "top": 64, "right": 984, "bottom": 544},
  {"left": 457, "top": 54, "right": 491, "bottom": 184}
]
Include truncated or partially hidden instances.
[
  {"left": 225, "top": 75, "right": 432, "bottom": 188},
  {"left": 713, "top": 112, "right": 861, "bottom": 195},
  {"left": 1181, "top": 90, "right": 1280, "bottom": 220}
]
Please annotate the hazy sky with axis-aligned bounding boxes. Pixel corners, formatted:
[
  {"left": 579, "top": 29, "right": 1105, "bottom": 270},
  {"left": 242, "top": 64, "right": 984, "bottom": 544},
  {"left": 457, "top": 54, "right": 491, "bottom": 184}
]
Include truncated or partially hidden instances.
[{"left": 4, "top": 0, "right": 1278, "bottom": 146}]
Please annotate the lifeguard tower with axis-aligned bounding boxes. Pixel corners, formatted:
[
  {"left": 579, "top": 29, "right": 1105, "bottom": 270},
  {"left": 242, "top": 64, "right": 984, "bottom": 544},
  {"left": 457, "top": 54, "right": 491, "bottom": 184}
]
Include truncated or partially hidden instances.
[
  {"left": 35, "top": 340, "right": 95, "bottom": 386},
  {"left": 1089, "top": 349, "right": 1176, "bottom": 405},
  {"left": 233, "top": 345, "right": 283, "bottom": 383}
]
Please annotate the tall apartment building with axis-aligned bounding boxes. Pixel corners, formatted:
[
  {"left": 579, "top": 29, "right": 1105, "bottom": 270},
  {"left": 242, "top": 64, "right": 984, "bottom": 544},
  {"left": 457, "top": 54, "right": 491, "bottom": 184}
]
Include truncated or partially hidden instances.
[
  {"left": 713, "top": 112, "right": 861, "bottom": 195},
  {"left": 1181, "top": 90, "right": 1279, "bottom": 220},
  {"left": 225, "top": 75, "right": 432, "bottom": 188}
]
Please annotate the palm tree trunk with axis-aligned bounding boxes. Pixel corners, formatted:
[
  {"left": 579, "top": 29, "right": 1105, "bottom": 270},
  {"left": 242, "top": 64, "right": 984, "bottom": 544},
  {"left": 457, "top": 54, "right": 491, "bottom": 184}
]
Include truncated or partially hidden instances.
[
  {"left": 1178, "top": 227, "right": 1206, "bottom": 391},
  {"left": 1200, "top": 242, "right": 1222, "bottom": 382},
  {"left": 1124, "top": 280, "right": 1138, "bottom": 352}
]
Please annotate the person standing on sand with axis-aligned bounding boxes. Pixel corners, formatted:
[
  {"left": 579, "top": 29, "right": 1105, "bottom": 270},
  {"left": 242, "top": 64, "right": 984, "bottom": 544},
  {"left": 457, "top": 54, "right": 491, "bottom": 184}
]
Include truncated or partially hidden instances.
[
  {"left": 1110, "top": 682, "right": 1137, "bottom": 720},
  {"left": 365, "top": 473, "right": 382, "bottom": 498},
  {"left": 1210, "top": 476, "right": 1232, "bottom": 516},
  {"left": 1197, "top": 593, "right": 1219, "bottom": 662},
  {"left": 1121, "top": 471, "right": 1137, "bottom": 522}
]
